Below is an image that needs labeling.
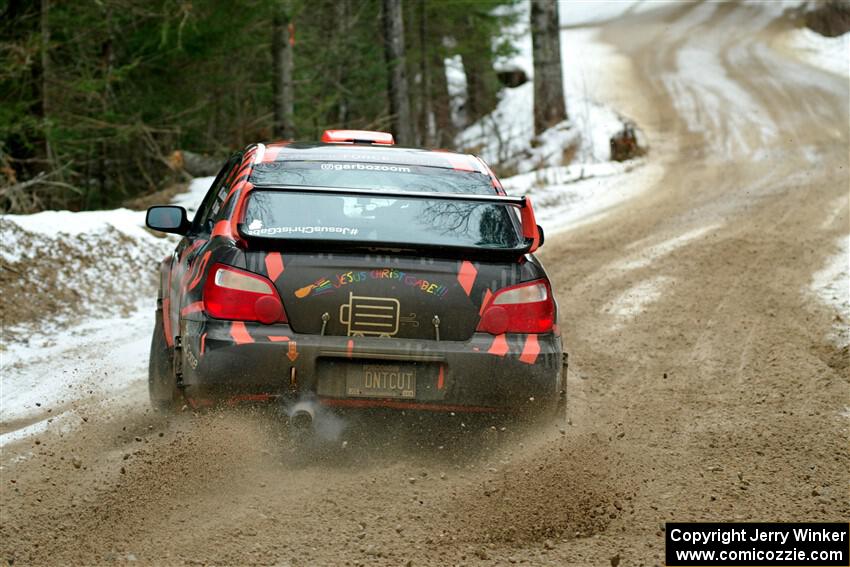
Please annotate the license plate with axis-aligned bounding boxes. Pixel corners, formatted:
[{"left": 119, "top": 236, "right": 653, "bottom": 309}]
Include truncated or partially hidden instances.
[{"left": 346, "top": 364, "right": 416, "bottom": 399}]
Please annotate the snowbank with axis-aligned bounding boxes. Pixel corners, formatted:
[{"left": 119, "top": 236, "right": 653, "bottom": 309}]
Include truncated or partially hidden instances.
[
  {"left": 458, "top": 2, "right": 648, "bottom": 233},
  {"left": 501, "top": 161, "right": 648, "bottom": 235},
  {"left": 0, "top": 177, "right": 213, "bottom": 449},
  {"left": 1, "top": 305, "right": 156, "bottom": 451},
  {"left": 810, "top": 235, "right": 850, "bottom": 348},
  {"left": 559, "top": 0, "right": 641, "bottom": 27},
  {"left": 0, "top": 178, "right": 212, "bottom": 337},
  {"left": 459, "top": 7, "right": 635, "bottom": 168},
  {"left": 781, "top": 27, "right": 850, "bottom": 77}
]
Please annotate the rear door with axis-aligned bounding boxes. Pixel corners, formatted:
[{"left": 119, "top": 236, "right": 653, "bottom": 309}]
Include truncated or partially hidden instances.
[{"left": 240, "top": 157, "right": 530, "bottom": 341}]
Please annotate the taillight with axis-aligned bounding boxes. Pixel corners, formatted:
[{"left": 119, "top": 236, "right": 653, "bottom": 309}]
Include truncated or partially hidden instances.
[
  {"left": 203, "top": 263, "right": 287, "bottom": 325},
  {"left": 476, "top": 279, "right": 555, "bottom": 335}
]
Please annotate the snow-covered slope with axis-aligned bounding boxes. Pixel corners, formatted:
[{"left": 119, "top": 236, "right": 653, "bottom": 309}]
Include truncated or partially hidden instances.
[
  {"left": 1, "top": 178, "right": 213, "bottom": 448},
  {"left": 0, "top": 179, "right": 211, "bottom": 336},
  {"left": 457, "top": 2, "right": 651, "bottom": 235},
  {"left": 458, "top": 6, "right": 632, "bottom": 172},
  {"left": 779, "top": 27, "right": 850, "bottom": 77}
]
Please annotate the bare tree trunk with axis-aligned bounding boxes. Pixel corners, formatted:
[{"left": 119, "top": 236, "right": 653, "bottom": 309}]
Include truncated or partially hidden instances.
[
  {"left": 335, "top": 0, "right": 350, "bottom": 127},
  {"left": 40, "top": 0, "right": 55, "bottom": 170},
  {"left": 417, "top": 0, "right": 434, "bottom": 146},
  {"left": 531, "top": 0, "right": 567, "bottom": 135},
  {"left": 272, "top": 1, "right": 295, "bottom": 140},
  {"left": 98, "top": 4, "right": 115, "bottom": 202},
  {"left": 463, "top": 54, "right": 497, "bottom": 124},
  {"left": 382, "top": 0, "right": 413, "bottom": 145}
]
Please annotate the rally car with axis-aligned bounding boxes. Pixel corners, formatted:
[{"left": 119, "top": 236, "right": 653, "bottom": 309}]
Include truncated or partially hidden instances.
[{"left": 146, "top": 130, "right": 565, "bottom": 423}]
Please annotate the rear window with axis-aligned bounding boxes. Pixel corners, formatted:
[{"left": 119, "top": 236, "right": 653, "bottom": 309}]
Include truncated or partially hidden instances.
[
  {"left": 249, "top": 161, "right": 495, "bottom": 195},
  {"left": 241, "top": 191, "right": 522, "bottom": 250},
  {"left": 243, "top": 161, "right": 521, "bottom": 251}
]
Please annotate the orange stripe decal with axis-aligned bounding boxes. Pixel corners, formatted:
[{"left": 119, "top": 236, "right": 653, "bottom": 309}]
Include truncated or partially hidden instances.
[
  {"left": 457, "top": 261, "right": 477, "bottom": 296},
  {"left": 519, "top": 335, "right": 540, "bottom": 365},
  {"left": 347, "top": 339, "right": 354, "bottom": 359},
  {"left": 230, "top": 322, "right": 254, "bottom": 345},
  {"left": 479, "top": 289, "right": 493, "bottom": 315},
  {"left": 228, "top": 180, "right": 254, "bottom": 238},
  {"left": 211, "top": 220, "right": 232, "bottom": 239},
  {"left": 187, "top": 251, "right": 212, "bottom": 290},
  {"left": 180, "top": 301, "right": 204, "bottom": 316},
  {"left": 268, "top": 335, "right": 290, "bottom": 342},
  {"left": 178, "top": 240, "right": 204, "bottom": 264},
  {"left": 437, "top": 365, "right": 445, "bottom": 390},
  {"left": 162, "top": 299, "right": 173, "bottom": 347},
  {"left": 265, "top": 252, "right": 284, "bottom": 282},
  {"left": 487, "top": 334, "right": 509, "bottom": 356},
  {"left": 200, "top": 332, "right": 206, "bottom": 355}
]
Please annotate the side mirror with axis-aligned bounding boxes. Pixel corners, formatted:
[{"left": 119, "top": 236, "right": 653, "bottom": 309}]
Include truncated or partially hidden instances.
[
  {"left": 146, "top": 205, "right": 189, "bottom": 235},
  {"left": 536, "top": 224, "right": 545, "bottom": 247}
]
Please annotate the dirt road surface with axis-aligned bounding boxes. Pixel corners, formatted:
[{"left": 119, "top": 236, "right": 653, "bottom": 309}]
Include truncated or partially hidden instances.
[{"left": 2, "top": 3, "right": 848, "bottom": 566}]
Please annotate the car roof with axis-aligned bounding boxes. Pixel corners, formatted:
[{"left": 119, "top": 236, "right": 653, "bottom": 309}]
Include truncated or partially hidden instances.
[{"left": 258, "top": 142, "right": 489, "bottom": 174}]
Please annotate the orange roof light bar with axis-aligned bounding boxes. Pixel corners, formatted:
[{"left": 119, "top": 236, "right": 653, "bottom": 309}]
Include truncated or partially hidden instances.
[{"left": 321, "top": 129, "right": 395, "bottom": 145}]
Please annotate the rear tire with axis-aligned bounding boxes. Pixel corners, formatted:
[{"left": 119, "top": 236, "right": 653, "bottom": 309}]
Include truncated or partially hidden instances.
[{"left": 148, "top": 309, "right": 180, "bottom": 413}]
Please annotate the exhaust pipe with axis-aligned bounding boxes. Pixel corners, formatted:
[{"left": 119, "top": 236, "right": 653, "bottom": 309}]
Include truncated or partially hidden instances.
[
  {"left": 282, "top": 397, "right": 346, "bottom": 441},
  {"left": 289, "top": 402, "right": 315, "bottom": 431}
]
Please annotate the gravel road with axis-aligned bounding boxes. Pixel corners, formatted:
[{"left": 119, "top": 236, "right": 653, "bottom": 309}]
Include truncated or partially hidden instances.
[{"left": 2, "top": 3, "right": 847, "bottom": 565}]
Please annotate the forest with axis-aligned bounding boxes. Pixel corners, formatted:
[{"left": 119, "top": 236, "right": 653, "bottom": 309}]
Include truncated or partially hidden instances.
[{"left": 0, "top": 0, "right": 569, "bottom": 213}]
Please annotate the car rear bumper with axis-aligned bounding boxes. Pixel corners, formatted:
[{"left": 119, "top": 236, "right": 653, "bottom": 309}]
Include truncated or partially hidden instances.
[{"left": 178, "top": 319, "right": 563, "bottom": 414}]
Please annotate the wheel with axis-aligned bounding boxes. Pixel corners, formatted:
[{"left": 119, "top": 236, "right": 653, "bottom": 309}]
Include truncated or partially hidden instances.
[
  {"left": 527, "top": 355, "right": 568, "bottom": 429},
  {"left": 148, "top": 309, "right": 181, "bottom": 412}
]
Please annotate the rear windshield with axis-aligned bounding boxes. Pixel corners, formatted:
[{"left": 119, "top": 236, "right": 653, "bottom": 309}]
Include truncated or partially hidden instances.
[
  {"left": 241, "top": 191, "right": 522, "bottom": 250},
  {"left": 249, "top": 161, "right": 495, "bottom": 195}
]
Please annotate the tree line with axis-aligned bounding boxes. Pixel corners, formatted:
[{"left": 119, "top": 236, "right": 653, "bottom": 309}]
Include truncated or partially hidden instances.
[{"left": 1, "top": 0, "right": 566, "bottom": 213}]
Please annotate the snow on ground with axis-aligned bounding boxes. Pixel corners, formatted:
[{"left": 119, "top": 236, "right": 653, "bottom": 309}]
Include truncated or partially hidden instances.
[
  {"left": 603, "top": 275, "right": 674, "bottom": 331},
  {"left": 464, "top": 5, "right": 631, "bottom": 171},
  {"left": 558, "top": 0, "right": 641, "bottom": 27},
  {"left": 501, "top": 160, "right": 646, "bottom": 235},
  {"left": 0, "top": 177, "right": 214, "bottom": 448},
  {"left": 445, "top": 55, "right": 469, "bottom": 127},
  {"left": 171, "top": 179, "right": 214, "bottom": 214},
  {"left": 0, "top": 303, "right": 154, "bottom": 453},
  {"left": 659, "top": 2, "right": 783, "bottom": 159},
  {"left": 614, "top": 224, "right": 723, "bottom": 272},
  {"left": 1, "top": 180, "right": 208, "bottom": 263},
  {"left": 459, "top": 2, "right": 650, "bottom": 234},
  {"left": 810, "top": 234, "right": 850, "bottom": 348},
  {"left": 0, "top": 177, "right": 211, "bottom": 333},
  {"left": 2, "top": 208, "right": 153, "bottom": 247},
  {"left": 780, "top": 27, "right": 850, "bottom": 77}
]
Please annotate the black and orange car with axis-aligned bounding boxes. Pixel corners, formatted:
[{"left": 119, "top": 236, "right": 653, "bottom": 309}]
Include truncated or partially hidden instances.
[{"left": 146, "top": 130, "right": 565, "bottom": 424}]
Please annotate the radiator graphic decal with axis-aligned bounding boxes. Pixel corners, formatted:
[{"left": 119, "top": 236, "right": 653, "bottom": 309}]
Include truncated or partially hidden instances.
[{"left": 339, "top": 293, "right": 410, "bottom": 337}]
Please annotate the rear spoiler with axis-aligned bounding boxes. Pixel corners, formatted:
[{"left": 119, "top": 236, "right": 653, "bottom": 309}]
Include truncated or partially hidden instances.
[{"left": 249, "top": 184, "right": 542, "bottom": 252}]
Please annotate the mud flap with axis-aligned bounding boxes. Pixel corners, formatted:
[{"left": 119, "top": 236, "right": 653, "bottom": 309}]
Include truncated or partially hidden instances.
[
  {"left": 148, "top": 309, "right": 181, "bottom": 412},
  {"left": 557, "top": 352, "right": 568, "bottom": 423}
]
